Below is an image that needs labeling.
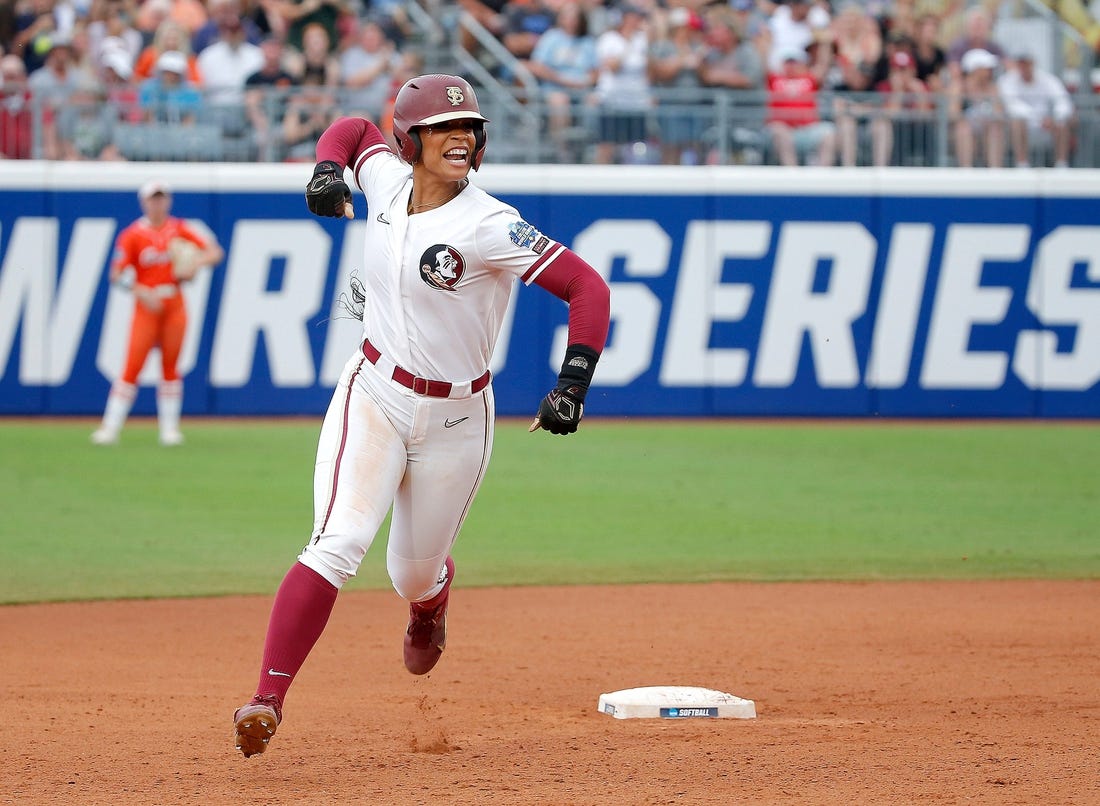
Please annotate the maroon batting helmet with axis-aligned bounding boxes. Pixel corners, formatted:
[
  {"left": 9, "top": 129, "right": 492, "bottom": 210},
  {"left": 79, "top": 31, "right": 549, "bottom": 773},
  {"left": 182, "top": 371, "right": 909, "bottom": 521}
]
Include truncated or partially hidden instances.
[{"left": 392, "top": 74, "right": 489, "bottom": 170}]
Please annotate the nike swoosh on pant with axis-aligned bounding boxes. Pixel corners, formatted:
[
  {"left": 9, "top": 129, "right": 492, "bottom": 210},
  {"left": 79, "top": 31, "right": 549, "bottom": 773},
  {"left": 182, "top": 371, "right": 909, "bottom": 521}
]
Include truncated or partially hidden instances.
[{"left": 444, "top": 417, "right": 469, "bottom": 428}]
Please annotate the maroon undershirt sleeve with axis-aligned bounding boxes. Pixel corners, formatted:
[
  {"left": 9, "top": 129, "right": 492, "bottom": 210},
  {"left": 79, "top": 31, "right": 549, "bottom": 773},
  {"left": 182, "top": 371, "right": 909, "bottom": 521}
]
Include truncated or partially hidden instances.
[
  {"left": 315, "top": 117, "right": 390, "bottom": 184},
  {"left": 531, "top": 249, "right": 611, "bottom": 353}
]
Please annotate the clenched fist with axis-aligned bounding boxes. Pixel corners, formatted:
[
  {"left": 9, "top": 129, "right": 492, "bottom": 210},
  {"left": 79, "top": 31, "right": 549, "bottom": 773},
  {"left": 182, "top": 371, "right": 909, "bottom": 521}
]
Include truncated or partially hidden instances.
[{"left": 305, "top": 161, "right": 352, "bottom": 218}]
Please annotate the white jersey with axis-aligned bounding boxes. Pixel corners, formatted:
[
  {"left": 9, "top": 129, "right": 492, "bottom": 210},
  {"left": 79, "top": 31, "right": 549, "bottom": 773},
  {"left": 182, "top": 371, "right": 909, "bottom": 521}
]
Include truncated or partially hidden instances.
[{"left": 353, "top": 148, "right": 564, "bottom": 383}]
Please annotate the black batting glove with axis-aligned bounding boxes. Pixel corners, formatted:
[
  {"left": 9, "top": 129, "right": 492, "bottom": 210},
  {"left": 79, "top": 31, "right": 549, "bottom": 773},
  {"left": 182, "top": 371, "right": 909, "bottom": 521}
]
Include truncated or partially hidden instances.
[
  {"left": 305, "top": 160, "right": 351, "bottom": 217},
  {"left": 529, "top": 345, "right": 600, "bottom": 436},
  {"left": 532, "top": 385, "right": 586, "bottom": 435}
]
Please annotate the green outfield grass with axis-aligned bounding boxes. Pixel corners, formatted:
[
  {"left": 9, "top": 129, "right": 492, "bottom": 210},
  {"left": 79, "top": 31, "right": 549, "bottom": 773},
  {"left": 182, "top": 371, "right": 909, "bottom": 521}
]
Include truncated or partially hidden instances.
[{"left": 1, "top": 418, "right": 1097, "bottom": 603}]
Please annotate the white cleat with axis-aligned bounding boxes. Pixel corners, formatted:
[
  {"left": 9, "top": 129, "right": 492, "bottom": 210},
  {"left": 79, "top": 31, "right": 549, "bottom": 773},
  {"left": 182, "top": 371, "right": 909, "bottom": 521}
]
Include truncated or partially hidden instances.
[
  {"left": 159, "top": 431, "right": 185, "bottom": 447},
  {"left": 90, "top": 429, "right": 118, "bottom": 446}
]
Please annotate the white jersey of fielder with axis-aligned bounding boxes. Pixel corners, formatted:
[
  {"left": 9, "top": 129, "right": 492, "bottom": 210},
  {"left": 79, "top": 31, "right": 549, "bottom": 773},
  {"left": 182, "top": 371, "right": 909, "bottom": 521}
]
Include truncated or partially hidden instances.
[{"left": 353, "top": 146, "right": 565, "bottom": 383}]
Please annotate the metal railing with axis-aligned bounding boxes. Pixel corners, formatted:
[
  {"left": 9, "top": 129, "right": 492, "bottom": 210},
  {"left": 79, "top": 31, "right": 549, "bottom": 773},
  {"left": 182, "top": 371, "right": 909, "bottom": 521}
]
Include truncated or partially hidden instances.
[{"left": 3, "top": 86, "right": 1099, "bottom": 167}]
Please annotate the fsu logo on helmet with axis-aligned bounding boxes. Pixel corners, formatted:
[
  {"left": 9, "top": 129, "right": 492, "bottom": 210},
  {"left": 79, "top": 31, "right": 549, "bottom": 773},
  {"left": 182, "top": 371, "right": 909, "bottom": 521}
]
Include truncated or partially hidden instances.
[
  {"left": 446, "top": 86, "right": 464, "bottom": 106},
  {"left": 419, "top": 244, "right": 465, "bottom": 291}
]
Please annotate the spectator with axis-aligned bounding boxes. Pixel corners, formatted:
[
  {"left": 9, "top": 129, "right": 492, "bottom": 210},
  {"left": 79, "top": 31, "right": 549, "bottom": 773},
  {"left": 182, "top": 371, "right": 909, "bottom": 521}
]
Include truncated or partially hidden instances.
[
  {"left": 911, "top": 13, "right": 945, "bottom": 93},
  {"left": 525, "top": 0, "right": 597, "bottom": 161},
  {"left": 275, "top": 0, "right": 348, "bottom": 55},
  {"left": 167, "top": 0, "right": 210, "bottom": 37},
  {"left": 93, "top": 34, "right": 137, "bottom": 83},
  {"left": 455, "top": 0, "right": 508, "bottom": 60},
  {"left": 376, "top": 46, "right": 423, "bottom": 151},
  {"left": 27, "top": 34, "right": 81, "bottom": 109},
  {"left": 86, "top": 0, "right": 143, "bottom": 68},
  {"left": 281, "top": 69, "right": 338, "bottom": 160},
  {"left": 139, "top": 49, "right": 201, "bottom": 123},
  {"left": 728, "top": 0, "right": 768, "bottom": 50},
  {"left": 360, "top": 0, "right": 411, "bottom": 47},
  {"left": 870, "top": 49, "right": 934, "bottom": 166},
  {"left": 245, "top": 34, "right": 296, "bottom": 159},
  {"left": 593, "top": 4, "right": 653, "bottom": 164},
  {"left": 997, "top": 49, "right": 1074, "bottom": 168},
  {"left": 650, "top": 7, "right": 708, "bottom": 165},
  {"left": 1, "top": 7, "right": 15, "bottom": 55},
  {"left": 134, "top": 0, "right": 172, "bottom": 46},
  {"left": 245, "top": 33, "right": 294, "bottom": 89},
  {"left": 337, "top": 20, "right": 398, "bottom": 120},
  {"left": 881, "top": 0, "right": 917, "bottom": 41},
  {"left": 196, "top": 8, "right": 264, "bottom": 105},
  {"left": 192, "top": 0, "right": 262, "bottom": 55},
  {"left": 950, "top": 47, "right": 1004, "bottom": 167},
  {"left": 945, "top": 6, "right": 1003, "bottom": 86},
  {"left": 697, "top": 9, "right": 765, "bottom": 163},
  {"left": 289, "top": 20, "right": 338, "bottom": 86},
  {"left": 133, "top": 19, "right": 202, "bottom": 84},
  {"left": 244, "top": 0, "right": 289, "bottom": 41},
  {"left": 102, "top": 47, "right": 142, "bottom": 122},
  {"left": 765, "top": 43, "right": 836, "bottom": 166},
  {"left": 1, "top": 54, "right": 55, "bottom": 158},
  {"left": 828, "top": 2, "right": 880, "bottom": 93},
  {"left": 700, "top": 11, "right": 763, "bottom": 91},
  {"left": 56, "top": 72, "right": 124, "bottom": 160},
  {"left": 828, "top": 5, "right": 881, "bottom": 167},
  {"left": 500, "top": 0, "right": 556, "bottom": 64},
  {"left": 766, "top": 0, "right": 830, "bottom": 72},
  {"left": 13, "top": 0, "right": 72, "bottom": 75}
]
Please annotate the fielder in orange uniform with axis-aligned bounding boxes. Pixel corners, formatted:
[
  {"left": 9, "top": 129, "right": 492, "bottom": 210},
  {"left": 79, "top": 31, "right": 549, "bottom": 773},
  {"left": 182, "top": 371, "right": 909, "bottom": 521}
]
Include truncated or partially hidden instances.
[{"left": 91, "top": 181, "right": 224, "bottom": 446}]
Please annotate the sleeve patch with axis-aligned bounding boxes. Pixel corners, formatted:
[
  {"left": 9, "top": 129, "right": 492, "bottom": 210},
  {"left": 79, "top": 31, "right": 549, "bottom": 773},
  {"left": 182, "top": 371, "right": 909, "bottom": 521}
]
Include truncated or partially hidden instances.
[{"left": 509, "top": 220, "right": 546, "bottom": 252}]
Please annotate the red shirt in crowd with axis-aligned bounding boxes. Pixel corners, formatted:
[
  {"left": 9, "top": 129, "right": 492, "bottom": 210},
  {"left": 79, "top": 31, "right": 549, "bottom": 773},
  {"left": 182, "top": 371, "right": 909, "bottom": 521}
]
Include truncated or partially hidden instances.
[{"left": 766, "top": 72, "right": 820, "bottom": 128}]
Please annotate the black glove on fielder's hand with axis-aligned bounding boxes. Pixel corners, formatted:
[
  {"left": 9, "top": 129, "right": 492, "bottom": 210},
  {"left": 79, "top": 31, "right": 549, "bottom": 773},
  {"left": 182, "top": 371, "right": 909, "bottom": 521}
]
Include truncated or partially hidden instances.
[
  {"left": 305, "top": 160, "right": 351, "bottom": 217},
  {"left": 530, "top": 344, "right": 600, "bottom": 436}
]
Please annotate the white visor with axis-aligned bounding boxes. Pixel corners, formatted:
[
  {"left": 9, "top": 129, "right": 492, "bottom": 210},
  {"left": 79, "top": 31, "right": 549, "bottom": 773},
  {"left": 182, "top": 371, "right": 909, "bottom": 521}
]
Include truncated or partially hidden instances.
[{"left": 418, "top": 110, "right": 490, "bottom": 126}]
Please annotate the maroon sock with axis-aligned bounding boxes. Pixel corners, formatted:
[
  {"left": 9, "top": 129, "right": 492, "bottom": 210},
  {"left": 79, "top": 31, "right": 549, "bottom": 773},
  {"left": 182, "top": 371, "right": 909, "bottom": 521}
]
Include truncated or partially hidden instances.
[{"left": 254, "top": 562, "right": 339, "bottom": 707}]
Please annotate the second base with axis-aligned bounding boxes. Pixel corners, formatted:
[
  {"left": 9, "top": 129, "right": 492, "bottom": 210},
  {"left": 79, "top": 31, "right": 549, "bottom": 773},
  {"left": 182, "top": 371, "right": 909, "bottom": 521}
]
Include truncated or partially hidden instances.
[{"left": 598, "top": 686, "right": 756, "bottom": 719}]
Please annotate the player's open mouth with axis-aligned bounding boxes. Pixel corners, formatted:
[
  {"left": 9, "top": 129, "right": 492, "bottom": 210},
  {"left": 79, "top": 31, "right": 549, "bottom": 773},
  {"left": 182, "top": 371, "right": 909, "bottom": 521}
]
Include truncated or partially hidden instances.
[{"left": 444, "top": 148, "right": 469, "bottom": 165}]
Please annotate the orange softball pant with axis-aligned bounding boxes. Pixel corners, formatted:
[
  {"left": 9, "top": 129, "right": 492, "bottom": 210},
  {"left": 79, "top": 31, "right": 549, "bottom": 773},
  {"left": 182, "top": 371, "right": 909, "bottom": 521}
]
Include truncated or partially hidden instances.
[{"left": 120, "top": 293, "right": 187, "bottom": 384}]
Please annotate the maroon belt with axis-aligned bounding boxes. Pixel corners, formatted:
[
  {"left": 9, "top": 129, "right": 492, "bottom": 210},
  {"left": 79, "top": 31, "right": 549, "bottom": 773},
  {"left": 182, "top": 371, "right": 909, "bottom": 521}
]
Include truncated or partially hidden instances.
[{"left": 362, "top": 338, "right": 490, "bottom": 398}]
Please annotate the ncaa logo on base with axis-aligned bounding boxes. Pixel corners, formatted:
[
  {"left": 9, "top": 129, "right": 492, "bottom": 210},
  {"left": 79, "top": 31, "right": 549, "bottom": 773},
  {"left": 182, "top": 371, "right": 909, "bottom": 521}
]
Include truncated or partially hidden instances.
[{"left": 660, "top": 707, "right": 718, "bottom": 718}]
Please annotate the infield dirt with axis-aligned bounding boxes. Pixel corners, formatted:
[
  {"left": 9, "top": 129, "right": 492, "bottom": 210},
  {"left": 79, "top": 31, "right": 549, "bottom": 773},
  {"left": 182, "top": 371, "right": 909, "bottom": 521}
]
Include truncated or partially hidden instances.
[{"left": 3, "top": 580, "right": 1097, "bottom": 805}]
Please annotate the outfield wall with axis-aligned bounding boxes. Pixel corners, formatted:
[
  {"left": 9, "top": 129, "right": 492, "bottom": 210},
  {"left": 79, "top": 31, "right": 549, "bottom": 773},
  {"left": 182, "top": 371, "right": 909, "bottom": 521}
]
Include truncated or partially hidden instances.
[{"left": 1, "top": 162, "right": 1098, "bottom": 418}]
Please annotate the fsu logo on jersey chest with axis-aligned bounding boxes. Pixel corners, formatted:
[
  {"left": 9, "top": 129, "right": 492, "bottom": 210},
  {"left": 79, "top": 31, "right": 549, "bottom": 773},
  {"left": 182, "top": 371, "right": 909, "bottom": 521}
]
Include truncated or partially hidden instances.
[{"left": 419, "top": 244, "right": 465, "bottom": 291}]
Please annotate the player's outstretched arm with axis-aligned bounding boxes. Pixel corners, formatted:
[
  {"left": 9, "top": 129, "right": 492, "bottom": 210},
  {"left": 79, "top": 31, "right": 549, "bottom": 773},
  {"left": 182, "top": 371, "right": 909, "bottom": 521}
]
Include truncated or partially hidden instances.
[{"left": 529, "top": 250, "right": 611, "bottom": 435}]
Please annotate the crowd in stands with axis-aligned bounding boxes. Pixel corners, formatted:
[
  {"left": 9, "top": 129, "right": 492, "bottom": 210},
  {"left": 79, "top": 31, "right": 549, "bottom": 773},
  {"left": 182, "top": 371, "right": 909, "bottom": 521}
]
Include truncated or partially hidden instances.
[{"left": 0, "top": 0, "right": 1091, "bottom": 165}]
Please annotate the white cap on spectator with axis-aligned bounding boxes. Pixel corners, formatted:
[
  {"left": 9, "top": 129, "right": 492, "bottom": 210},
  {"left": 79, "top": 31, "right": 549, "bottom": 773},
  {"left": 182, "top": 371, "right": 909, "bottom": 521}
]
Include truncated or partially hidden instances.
[
  {"left": 103, "top": 50, "right": 133, "bottom": 80},
  {"left": 961, "top": 48, "right": 998, "bottom": 74},
  {"left": 139, "top": 180, "right": 171, "bottom": 200},
  {"left": 156, "top": 50, "right": 188, "bottom": 75}
]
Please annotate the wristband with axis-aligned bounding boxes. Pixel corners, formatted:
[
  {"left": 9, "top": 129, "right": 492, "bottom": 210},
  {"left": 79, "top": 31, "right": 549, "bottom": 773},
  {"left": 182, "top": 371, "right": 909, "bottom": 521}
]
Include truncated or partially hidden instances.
[{"left": 556, "top": 344, "right": 600, "bottom": 402}]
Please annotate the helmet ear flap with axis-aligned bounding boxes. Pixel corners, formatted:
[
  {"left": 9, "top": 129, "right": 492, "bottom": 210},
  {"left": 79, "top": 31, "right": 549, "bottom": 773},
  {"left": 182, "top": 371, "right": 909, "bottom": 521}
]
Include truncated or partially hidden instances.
[{"left": 472, "top": 123, "right": 487, "bottom": 170}]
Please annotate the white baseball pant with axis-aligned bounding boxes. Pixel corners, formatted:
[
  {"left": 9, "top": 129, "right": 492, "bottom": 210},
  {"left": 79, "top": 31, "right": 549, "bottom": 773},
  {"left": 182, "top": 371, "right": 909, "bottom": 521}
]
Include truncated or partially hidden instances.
[{"left": 298, "top": 345, "right": 494, "bottom": 602}]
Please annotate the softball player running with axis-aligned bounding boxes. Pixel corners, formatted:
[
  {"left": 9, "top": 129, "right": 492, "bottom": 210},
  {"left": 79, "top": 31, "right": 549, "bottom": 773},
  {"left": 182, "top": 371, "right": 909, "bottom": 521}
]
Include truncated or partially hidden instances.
[
  {"left": 233, "top": 74, "right": 611, "bottom": 757},
  {"left": 91, "top": 181, "right": 223, "bottom": 446}
]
